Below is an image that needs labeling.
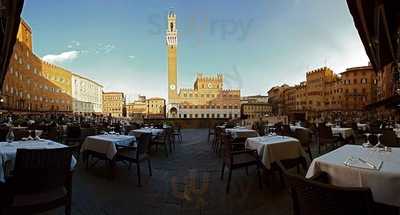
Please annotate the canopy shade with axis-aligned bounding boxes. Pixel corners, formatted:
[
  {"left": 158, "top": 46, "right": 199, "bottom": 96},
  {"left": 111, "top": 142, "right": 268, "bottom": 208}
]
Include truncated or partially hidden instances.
[
  {"left": 346, "top": 0, "right": 400, "bottom": 72},
  {"left": 0, "top": 0, "right": 24, "bottom": 90}
]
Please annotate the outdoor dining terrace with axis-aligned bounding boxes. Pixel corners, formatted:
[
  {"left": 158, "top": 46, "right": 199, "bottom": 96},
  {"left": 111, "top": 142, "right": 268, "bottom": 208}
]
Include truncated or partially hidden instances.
[{"left": 0, "top": 118, "right": 399, "bottom": 215}]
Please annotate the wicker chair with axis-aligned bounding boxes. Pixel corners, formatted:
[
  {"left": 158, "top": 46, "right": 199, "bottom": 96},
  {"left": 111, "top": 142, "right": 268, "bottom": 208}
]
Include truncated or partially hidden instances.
[
  {"left": 1, "top": 148, "right": 73, "bottom": 215},
  {"left": 116, "top": 133, "right": 152, "bottom": 186},
  {"left": 220, "top": 134, "right": 262, "bottom": 193},
  {"left": 283, "top": 170, "right": 375, "bottom": 215}
]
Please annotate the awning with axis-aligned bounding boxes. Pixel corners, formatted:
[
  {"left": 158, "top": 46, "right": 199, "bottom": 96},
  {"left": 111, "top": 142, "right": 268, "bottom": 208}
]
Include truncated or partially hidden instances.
[
  {"left": 346, "top": 0, "right": 400, "bottom": 72},
  {"left": 0, "top": 0, "right": 24, "bottom": 89}
]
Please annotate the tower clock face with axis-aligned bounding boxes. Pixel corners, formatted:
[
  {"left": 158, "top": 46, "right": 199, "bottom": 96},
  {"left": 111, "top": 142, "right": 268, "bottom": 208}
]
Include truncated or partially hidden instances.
[
  {"left": 170, "top": 84, "right": 176, "bottom": 90},
  {"left": 208, "top": 83, "right": 212, "bottom": 88}
]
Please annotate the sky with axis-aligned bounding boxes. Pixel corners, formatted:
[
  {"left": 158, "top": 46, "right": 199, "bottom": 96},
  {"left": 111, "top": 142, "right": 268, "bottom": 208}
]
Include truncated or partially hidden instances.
[{"left": 21, "top": 0, "right": 369, "bottom": 102}]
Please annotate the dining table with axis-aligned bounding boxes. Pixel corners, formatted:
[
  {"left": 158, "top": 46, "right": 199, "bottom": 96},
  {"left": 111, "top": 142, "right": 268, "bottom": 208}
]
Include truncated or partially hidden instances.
[
  {"left": 225, "top": 127, "right": 259, "bottom": 139},
  {"left": 245, "top": 135, "right": 308, "bottom": 169},
  {"left": 0, "top": 139, "right": 77, "bottom": 182},
  {"left": 129, "top": 128, "right": 164, "bottom": 138},
  {"left": 306, "top": 144, "right": 400, "bottom": 207},
  {"left": 331, "top": 127, "right": 354, "bottom": 139},
  {"left": 81, "top": 134, "right": 136, "bottom": 160}
]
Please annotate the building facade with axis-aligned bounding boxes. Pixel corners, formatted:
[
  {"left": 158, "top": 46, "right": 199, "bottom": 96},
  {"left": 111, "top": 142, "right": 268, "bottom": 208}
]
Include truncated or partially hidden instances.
[
  {"left": 126, "top": 96, "right": 166, "bottom": 119},
  {"left": 267, "top": 84, "right": 290, "bottom": 115},
  {"left": 3, "top": 20, "right": 72, "bottom": 112},
  {"left": 102, "top": 92, "right": 125, "bottom": 117},
  {"left": 71, "top": 73, "right": 103, "bottom": 113},
  {"left": 2, "top": 19, "right": 103, "bottom": 113},
  {"left": 268, "top": 66, "right": 378, "bottom": 121},
  {"left": 165, "top": 11, "right": 240, "bottom": 119}
]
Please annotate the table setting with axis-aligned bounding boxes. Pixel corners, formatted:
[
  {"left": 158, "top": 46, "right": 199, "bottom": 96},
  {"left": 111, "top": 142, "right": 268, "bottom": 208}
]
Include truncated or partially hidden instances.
[
  {"left": 306, "top": 144, "right": 400, "bottom": 206},
  {"left": 0, "top": 139, "right": 77, "bottom": 182}
]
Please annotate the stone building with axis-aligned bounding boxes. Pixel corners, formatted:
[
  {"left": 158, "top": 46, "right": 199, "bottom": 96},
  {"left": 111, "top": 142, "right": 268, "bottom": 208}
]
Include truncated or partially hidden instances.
[
  {"left": 165, "top": 11, "right": 240, "bottom": 119},
  {"left": 102, "top": 92, "right": 125, "bottom": 117},
  {"left": 71, "top": 73, "right": 103, "bottom": 113},
  {"left": 267, "top": 84, "right": 290, "bottom": 115},
  {"left": 126, "top": 96, "right": 166, "bottom": 119},
  {"left": 268, "top": 66, "right": 378, "bottom": 121},
  {"left": 3, "top": 20, "right": 72, "bottom": 112}
]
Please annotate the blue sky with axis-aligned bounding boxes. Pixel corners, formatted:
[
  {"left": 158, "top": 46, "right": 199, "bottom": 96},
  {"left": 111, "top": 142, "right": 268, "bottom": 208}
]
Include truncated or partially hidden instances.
[{"left": 21, "top": 0, "right": 369, "bottom": 102}]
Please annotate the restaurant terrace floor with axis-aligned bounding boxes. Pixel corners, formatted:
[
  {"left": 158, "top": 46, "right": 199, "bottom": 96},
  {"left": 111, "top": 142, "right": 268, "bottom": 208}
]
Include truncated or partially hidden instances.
[{"left": 43, "top": 128, "right": 295, "bottom": 215}]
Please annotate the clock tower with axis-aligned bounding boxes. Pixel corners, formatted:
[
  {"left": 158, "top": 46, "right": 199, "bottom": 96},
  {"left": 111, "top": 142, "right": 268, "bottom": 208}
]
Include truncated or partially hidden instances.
[{"left": 166, "top": 11, "right": 177, "bottom": 103}]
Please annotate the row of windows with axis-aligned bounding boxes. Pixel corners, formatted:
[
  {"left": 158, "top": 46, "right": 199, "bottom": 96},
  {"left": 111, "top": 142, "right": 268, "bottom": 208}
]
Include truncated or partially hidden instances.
[
  {"left": 180, "top": 104, "right": 239, "bottom": 109},
  {"left": 181, "top": 93, "right": 239, "bottom": 98},
  {"left": 13, "top": 53, "right": 69, "bottom": 84},
  {"left": 180, "top": 113, "right": 239, "bottom": 119}
]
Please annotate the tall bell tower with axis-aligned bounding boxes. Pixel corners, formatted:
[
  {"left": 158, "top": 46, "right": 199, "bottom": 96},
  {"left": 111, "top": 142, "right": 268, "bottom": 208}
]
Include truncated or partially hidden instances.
[{"left": 166, "top": 11, "right": 177, "bottom": 103}]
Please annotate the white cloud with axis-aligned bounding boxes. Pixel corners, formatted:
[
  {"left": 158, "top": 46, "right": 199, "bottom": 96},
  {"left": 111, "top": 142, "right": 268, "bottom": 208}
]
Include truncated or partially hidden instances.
[
  {"left": 128, "top": 55, "right": 135, "bottom": 60},
  {"left": 67, "top": 40, "right": 80, "bottom": 49},
  {"left": 96, "top": 43, "right": 115, "bottom": 54},
  {"left": 42, "top": 51, "right": 80, "bottom": 64}
]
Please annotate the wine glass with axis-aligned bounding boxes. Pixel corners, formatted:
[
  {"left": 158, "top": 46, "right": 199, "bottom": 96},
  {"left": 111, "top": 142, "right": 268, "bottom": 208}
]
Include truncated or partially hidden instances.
[
  {"left": 28, "top": 129, "right": 33, "bottom": 139},
  {"left": 373, "top": 133, "right": 383, "bottom": 149},
  {"left": 363, "top": 133, "right": 372, "bottom": 148}
]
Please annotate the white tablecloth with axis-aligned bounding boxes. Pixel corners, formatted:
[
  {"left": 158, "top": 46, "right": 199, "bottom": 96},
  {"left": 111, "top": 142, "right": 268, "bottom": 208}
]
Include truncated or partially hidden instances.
[
  {"left": 129, "top": 128, "right": 164, "bottom": 137},
  {"left": 393, "top": 128, "right": 400, "bottom": 138},
  {"left": 331, "top": 127, "right": 353, "bottom": 139},
  {"left": 306, "top": 145, "right": 400, "bottom": 207},
  {"left": 225, "top": 128, "right": 259, "bottom": 139},
  {"left": 0, "top": 140, "right": 77, "bottom": 182},
  {"left": 245, "top": 135, "right": 308, "bottom": 169},
  {"left": 81, "top": 135, "right": 136, "bottom": 159},
  {"left": 290, "top": 125, "right": 310, "bottom": 133}
]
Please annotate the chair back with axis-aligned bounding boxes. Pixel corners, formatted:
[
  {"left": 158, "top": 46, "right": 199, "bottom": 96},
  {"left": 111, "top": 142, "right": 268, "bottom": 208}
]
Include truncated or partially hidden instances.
[
  {"left": 222, "top": 133, "right": 234, "bottom": 163},
  {"left": 66, "top": 125, "right": 81, "bottom": 138},
  {"left": 294, "top": 129, "right": 312, "bottom": 148},
  {"left": 279, "top": 125, "right": 291, "bottom": 136},
  {"left": 13, "top": 129, "right": 30, "bottom": 140},
  {"left": 368, "top": 134, "right": 379, "bottom": 145},
  {"left": 381, "top": 130, "right": 398, "bottom": 147},
  {"left": 136, "top": 133, "right": 152, "bottom": 156},
  {"left": 285, "top": 172, "right": 374, "bottom": 215},
  {"left": 318, "top": 125, "right": 333, "bottom": 139},
  {"left": 44, "top": 126, "right": 59, "bottom": 141},
  {"left": 13, "top": 148, "right": 72, "bottom": 194}
]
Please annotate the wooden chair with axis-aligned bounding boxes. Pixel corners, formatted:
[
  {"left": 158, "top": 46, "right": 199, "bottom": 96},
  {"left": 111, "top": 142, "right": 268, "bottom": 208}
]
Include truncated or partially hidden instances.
[
  {"left": 1, "top": 148, "right": 73, "bottom": 215},
  {"left": 64, "top": 125, "right": 82, "bottom": 159},
  {"left": 116, "top": 133, "right": 152, "bottom": 186},
  {"left": 381, "top": 130, "right": 399, "bottom": 147},
  {"left": 317, "top": 125, "right": 340, "bottom": 154},
  {"left": 152, "top": 128, "right": 171, "bottom": 157},
  {"left": 172, "top": 126, "right": 183, "bottom": 144},
  {"left": 220, "top": 134, "right": 262, "bottom": 193},
  {"left": 294, "top": 129, "right": 313, "bottom": 161},
  {"left": 207, "top": 126, "right": 215, "bottom": 145}
]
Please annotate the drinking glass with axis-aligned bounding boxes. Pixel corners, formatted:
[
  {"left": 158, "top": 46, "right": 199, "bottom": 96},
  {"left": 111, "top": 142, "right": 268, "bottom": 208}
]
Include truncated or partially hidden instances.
[{"left": 363, "top": 133, "right": 372, "bottom": 148}]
